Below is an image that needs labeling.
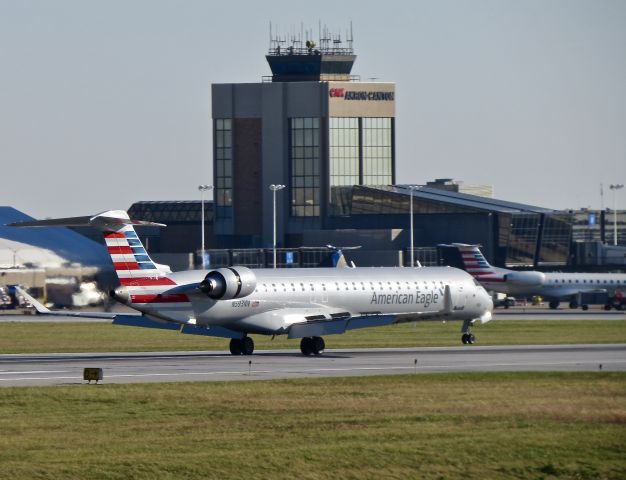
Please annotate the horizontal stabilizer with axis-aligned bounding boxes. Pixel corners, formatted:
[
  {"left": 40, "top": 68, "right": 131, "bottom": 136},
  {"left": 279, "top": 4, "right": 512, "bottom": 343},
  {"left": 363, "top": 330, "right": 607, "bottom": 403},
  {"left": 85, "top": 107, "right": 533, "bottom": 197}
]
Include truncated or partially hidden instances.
[
  {"left": 16, "top": 286, "right": 143, "bottom": 320},
  {"left": 10, "top": 210, "right": 166, "bottom": 229}
]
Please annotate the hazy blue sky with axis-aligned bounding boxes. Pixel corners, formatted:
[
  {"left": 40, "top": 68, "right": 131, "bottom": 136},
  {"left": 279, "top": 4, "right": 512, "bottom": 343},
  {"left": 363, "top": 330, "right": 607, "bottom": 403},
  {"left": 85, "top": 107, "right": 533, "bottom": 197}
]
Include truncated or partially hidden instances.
[{"left": 1, "top": 0, "right": 625, "bottom": 218}]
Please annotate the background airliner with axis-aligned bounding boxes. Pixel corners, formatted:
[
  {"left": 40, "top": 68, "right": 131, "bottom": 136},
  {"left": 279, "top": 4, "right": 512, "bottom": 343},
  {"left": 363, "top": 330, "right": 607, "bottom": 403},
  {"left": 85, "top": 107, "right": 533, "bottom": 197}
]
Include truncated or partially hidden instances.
[
  {"left": 440, "top": 243, "right": 626, "bottom": 310},
  {"left": 11, "top": 210, "right": 493, "bottom": 353}
]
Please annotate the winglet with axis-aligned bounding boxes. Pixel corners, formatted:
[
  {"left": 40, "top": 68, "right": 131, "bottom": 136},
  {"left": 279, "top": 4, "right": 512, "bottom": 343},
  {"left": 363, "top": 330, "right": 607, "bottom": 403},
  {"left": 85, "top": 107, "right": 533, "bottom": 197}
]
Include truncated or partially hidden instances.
[{"left": 15, "top": 287, "right": 50, "bottom": 314}]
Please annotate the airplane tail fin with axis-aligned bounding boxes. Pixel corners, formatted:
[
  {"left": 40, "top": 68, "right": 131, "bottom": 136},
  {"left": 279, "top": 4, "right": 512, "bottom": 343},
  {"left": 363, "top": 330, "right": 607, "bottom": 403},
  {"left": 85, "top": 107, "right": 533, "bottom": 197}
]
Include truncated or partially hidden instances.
[
  {"left": 10, "top": 210, "right": 172, "bottom": 287},
  {"left": 439, "top": 243, "right": 496, "bottom": 279}
]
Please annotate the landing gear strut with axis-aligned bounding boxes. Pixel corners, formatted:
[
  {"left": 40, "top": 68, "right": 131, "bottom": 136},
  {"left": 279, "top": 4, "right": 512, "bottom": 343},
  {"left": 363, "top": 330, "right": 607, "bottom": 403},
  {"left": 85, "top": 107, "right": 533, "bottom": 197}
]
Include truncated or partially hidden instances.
[
  {"left": 229, "top": 336, "right": 254, "bottom": 355},
  {"left": 300, "top": 336, "right": 325, "bottom": 356},
  {"left": 461, "top": 320, "right": 476, "bottom": 345}
]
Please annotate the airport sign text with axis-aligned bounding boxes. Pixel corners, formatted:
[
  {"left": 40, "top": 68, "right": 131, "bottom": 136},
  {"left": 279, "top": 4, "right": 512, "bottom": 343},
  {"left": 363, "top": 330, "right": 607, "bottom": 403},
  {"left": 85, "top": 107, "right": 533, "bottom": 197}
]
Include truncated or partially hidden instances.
[{"left": 329, "top": 88, "right": 394, "bottom": 101}]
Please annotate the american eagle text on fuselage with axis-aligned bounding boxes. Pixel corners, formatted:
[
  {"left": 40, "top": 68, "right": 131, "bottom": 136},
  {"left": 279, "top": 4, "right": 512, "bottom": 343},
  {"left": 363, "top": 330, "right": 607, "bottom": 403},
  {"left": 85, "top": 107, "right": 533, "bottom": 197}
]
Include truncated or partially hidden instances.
[{"left": 370, "top": 290, "right": 441, "bottom": 308}]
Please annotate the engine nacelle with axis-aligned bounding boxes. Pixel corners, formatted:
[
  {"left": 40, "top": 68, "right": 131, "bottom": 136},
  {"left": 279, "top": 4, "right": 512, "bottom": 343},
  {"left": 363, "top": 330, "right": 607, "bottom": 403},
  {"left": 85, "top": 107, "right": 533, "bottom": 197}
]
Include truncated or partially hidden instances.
[
  {"left": 199, "top": 267, "right": 257, "bottom": 300},
  {"left": 504, "top": 271, "right": 545, "bottom": 287}
]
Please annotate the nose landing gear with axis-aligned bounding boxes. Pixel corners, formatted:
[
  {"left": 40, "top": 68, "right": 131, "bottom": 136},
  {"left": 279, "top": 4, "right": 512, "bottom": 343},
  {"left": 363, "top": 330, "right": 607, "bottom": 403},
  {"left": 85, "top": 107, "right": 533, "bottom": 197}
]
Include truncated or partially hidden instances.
[{"left": 461, "top": 319, "right": 476, "bottom": 345}]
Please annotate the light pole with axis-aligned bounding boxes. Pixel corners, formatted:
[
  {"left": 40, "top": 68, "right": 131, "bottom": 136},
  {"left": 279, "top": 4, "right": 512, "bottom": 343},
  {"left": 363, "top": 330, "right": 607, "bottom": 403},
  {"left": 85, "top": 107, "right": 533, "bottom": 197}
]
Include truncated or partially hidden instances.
[
  {"left": 269, "top": 184, "right": 285, "bottom": 269},
  {"left": 198, "top": 184, "right": 213, "bottom": 268},
  {"left": 408, "top": 185, "right": 419, "bottom": 267},
  {"left": 610, "top": 184, "right": 623, "bottom": 246}
]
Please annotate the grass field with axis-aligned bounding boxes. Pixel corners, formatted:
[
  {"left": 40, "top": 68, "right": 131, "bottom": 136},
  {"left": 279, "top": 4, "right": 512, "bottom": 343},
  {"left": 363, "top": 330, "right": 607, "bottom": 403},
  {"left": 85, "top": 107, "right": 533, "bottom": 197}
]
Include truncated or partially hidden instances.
[
  {"left": 0, "top": 319, "right": 625, "bottom": 354},
  {"left": 0, "top": 372, "right": 624, "bottom": 480}
]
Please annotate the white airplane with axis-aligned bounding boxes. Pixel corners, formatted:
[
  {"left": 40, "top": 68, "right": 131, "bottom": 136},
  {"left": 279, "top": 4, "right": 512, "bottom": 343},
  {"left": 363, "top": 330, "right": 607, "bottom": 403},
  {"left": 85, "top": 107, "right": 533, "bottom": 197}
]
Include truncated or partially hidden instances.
[
  {"left": 11, "top": 211, "right": 494, "bottom": 353},
  {"left": 440, "top": 243, "right": 626, "bottom": 311}
]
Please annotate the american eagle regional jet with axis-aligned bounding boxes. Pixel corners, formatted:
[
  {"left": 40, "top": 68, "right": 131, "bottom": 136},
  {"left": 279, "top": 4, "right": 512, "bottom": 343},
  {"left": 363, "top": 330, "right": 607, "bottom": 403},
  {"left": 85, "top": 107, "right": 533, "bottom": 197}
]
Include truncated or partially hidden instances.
[
  {"left": 11, "top": 211, "right": 494, "bottom": 354},
  {"left": 440, "top": 243, "right": 626, "bottom": 311}
]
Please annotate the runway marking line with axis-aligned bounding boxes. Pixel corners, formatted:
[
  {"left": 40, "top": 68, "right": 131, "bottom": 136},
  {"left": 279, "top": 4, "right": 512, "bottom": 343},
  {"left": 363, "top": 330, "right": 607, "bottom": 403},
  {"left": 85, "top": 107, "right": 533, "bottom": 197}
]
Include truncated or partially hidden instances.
[{"left": 2, "top": 359, "right": 625, "bottom": 383}]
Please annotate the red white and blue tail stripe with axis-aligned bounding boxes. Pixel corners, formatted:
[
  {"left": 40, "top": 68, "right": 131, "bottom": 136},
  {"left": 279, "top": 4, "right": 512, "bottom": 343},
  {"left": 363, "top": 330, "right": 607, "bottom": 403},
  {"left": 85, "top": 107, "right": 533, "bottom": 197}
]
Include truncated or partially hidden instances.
[
  {"left": 94, "top": 212, "right": 191, "bottom": 306},
  {"left": 453, "top": 244, "right": 505, "bottom": 283}
]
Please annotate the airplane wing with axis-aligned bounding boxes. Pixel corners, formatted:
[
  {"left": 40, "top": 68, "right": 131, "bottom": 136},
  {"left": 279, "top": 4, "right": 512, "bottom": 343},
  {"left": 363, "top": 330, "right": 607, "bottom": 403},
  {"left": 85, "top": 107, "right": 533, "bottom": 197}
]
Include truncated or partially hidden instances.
[{"left": 550, "top": 287, "right": 608, "bottom": 298}]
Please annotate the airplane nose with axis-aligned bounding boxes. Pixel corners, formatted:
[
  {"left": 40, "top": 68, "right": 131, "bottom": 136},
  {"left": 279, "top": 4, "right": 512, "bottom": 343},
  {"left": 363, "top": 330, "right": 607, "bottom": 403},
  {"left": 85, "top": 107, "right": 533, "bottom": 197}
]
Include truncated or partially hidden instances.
[
  {"left": 477, "top": 286, "right": 494, "bottom": 324},
  {"left": 484, "top": 288, "right": 494, "bottom": 312}
]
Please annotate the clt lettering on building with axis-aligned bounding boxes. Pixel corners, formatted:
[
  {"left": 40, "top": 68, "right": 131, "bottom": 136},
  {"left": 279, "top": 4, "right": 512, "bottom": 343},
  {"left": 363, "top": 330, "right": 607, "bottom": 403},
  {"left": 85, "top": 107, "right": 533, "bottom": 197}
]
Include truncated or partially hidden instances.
[{"left": 329, "top": 88, "right": 395, "bottom": 101}]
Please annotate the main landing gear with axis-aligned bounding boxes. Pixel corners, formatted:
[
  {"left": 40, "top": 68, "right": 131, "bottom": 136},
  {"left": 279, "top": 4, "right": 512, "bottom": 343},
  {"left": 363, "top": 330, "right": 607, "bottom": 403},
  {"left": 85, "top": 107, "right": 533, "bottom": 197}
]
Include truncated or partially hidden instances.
[
  {"left": 229, "top": 336, "right": 254, "bottom": 355},
  {"left": 300, "top": 336, "right": 325, "bottom": 356}
]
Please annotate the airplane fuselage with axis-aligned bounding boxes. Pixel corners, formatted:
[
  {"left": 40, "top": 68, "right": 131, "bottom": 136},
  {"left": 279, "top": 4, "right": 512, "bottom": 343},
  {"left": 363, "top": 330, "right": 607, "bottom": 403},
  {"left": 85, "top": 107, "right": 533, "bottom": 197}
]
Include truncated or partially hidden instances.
[
  {"left": 481, "top": 271, "right": 626, "bottom": 300},
  {"left": 122, "top": 267, "right": 492, "bottom": 335}
]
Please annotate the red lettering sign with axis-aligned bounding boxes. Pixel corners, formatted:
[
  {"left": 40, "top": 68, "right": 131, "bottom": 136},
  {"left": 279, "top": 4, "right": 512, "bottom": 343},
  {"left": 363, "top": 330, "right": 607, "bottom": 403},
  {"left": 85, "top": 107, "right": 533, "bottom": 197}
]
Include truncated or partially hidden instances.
[{"left": 329, "top": 88, "right": 345, "bottom": 98}]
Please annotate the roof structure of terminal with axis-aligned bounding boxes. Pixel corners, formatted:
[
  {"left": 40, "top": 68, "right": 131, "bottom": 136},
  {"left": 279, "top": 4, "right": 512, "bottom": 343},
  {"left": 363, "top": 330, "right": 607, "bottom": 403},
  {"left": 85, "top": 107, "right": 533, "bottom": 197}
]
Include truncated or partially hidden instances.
[
  {"left": 128, "top": 201, "right": 213, "bottom": 224},
  {"left": 265, "top": 23, "right": 358, "bottom": 82},
  {"left": 388, "top": 185, "right": 555, "bottom": 214}
]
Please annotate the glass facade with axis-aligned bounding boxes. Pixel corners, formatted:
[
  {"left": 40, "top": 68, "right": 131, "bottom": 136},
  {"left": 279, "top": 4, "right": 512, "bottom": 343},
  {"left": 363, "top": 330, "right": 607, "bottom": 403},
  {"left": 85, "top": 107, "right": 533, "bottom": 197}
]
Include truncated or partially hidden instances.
[
  {"left": 328, "top": 117, "right": 394, "bottom": 216},
  {"left": 329, "top": 117, "right": 359, "bottom": 186},
  {"left": 289, "top": 118, "right": 320, "bottom": 217},
  {"left": 214, "top": 119, "right": 232, "bottom": 219},
  {"left": 128, "top": 201, "right": 212, "bottom": 224},
  {"left": 505, "top": 213, "right": 540, "bottom": 266},
  {"left": 539, "top": 213, "right": 573, "bottom": 264},
  {"left": 362, "top": 117, "right": 393, "bottom": 185},
  {"left": 328, "top": 186, "right": 573, "bottom": 266}
]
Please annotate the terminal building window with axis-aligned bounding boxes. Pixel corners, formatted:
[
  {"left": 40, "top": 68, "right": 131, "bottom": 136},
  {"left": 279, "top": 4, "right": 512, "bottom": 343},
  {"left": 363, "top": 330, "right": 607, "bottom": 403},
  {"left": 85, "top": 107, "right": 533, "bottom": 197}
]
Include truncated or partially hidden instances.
[
  {"left": 329, "top": 117, "right": 359, "bottom": 186},
  {"left": 215, "top": 119, "right": 233, "bottom": 218},
  {"left": 362, "top": 117, "right": 393, "bottom": 185},
  {"left": 290, "top": 117, "right": 320, "bottom": 217}
]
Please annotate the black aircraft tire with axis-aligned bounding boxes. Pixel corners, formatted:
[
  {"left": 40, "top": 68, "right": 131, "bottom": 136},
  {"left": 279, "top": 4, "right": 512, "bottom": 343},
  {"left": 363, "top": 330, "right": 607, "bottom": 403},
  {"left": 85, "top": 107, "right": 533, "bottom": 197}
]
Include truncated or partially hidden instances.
[
  {"left": 461, "top": 334, "right": 468, "bottom": 344},
  {"left": 241, "top": 337, "right": 254, "bottom": 355},
  {"left": 229, "top": 338, "right": 243, "bottom": 355},
  {"left": 549, "top": 300, "right": 559, "bottom": 310},
  {"left": 312, "top": 336, "right": 325, "bottom": 355},
  {"left": 300, "top": 337, "right": 314, "bottom": 356}
]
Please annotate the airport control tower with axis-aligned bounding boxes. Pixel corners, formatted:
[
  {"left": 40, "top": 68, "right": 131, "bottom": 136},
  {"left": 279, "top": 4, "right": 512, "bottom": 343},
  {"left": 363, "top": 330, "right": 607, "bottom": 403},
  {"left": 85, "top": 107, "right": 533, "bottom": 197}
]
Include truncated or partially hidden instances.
[{"left": 211, "top": 26, "right": 396, "bottom": 247}]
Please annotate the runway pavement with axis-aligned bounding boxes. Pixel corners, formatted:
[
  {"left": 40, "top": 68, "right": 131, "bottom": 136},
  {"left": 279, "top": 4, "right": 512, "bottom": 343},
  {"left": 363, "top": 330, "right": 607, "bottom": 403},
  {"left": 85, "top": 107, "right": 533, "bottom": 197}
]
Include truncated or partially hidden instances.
[{"left": 1, "top": 344, "right": 624, "bottom": 387}]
